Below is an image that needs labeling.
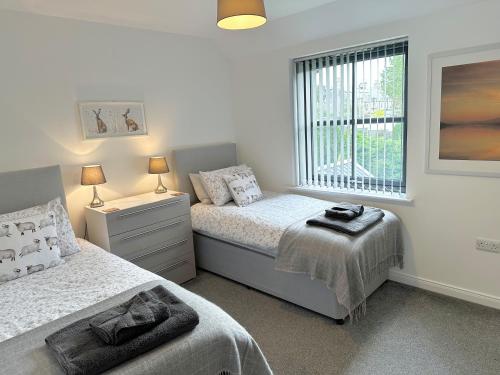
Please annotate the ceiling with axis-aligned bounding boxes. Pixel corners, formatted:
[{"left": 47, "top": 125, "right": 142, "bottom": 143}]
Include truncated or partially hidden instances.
[
  {"left": 0, "top": 0, "right": 478, "bottom": 58},
  {"left": 0, "top": 0, "right": 338, "bottom": 37}
]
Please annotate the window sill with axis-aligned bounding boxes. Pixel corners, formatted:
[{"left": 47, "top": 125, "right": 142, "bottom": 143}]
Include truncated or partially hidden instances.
[{"left": 288, "top": 186, "right": 414, "bottom": 206}]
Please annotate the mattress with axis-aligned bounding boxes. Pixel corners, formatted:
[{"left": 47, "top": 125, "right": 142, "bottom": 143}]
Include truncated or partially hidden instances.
[
  {"left": 0, "top": 239, "right": 162, "bottom": 342},
  {"left": 191, "top": 192, "right": 333, "bottom": 254}
]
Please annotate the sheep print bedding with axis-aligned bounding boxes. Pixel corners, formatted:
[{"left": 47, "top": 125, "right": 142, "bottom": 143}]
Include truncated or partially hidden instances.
[
  {"left": 191, "top": 192, "right": 334, "bottom": 252},
  {"left": 0, "top": 239, "right": 160, "bottom": 342}
]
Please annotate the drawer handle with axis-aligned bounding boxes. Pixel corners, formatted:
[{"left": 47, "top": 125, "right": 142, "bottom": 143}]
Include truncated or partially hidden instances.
[
  {"left": 157, "top": 259, "right": 189, "bottom": 274},
  {"left": 121, "top": 220, "right": 185, "bottom": 241},
  {"left": 118, "top": 200, "right": 183, "bottom": 218},
  {"left": 130, "top": 239, "right": 188, "bottom": 262}
]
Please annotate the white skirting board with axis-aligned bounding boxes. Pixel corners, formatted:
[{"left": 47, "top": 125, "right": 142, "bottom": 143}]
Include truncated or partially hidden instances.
[{"left": 389, "top": 269, "right": 500, "bottom": 310}]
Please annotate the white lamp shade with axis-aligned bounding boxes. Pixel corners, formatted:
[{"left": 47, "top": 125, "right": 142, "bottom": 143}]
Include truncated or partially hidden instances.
[{"left": 217, "top": 0, "right": 267, "bottom": 30}]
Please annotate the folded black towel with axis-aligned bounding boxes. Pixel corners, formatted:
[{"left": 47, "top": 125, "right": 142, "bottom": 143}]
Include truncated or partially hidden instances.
[
  {"left": 89, "top": 289, "right": 171, "bottom": 345},
  {"left": 325, "top": 202, "right": 365, "bottom": 221},
  {"left": 46, "top": 285, "right": 199, "bottom": 375},
  {"left": 308, "top": 207, "right": 384, "bottom": 235}
]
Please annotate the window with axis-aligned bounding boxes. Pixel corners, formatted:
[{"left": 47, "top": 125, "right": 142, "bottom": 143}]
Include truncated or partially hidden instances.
[{"left": 293, "top": 38, "right": 408, "bottom": 196}]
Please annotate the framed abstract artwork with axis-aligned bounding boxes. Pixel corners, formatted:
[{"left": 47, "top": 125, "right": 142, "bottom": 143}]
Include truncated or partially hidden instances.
[
  {"left": 427, "top": 43, "right": 500, "bottom": 177},
  {"left": 79, "top": 101, "right": 147, "bottom": 139}
]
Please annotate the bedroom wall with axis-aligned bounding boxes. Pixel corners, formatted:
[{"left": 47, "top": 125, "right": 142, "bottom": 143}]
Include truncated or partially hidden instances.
[
  {"left": 231, "top": 0, "right": 500, "bottom": 306},
  {"left": 0, "top": 10, "right": 235, "bottom": 236}
]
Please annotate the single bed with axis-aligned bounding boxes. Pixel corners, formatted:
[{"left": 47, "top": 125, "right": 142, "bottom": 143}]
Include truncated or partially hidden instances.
[
  {"left": 172, "top": 143, "right": 403, "bottom": 322},
  {"left": 0, "top": 166, "right": 272, "bottom": 375}
]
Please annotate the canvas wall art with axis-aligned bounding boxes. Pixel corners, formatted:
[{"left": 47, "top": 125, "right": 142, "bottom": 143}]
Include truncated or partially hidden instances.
[
  {"left": 79, "top": 102, "right": 147, "bottom": 139},
  {"left": 440, "top": 60, "right": 500, "bottom": 161},
  {"left": 427, "top": 44, "right": 500, "bottom": 177}
]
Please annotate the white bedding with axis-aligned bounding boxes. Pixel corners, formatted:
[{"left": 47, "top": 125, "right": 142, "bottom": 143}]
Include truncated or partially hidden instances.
[
  {"left": 0, "top": 239, "right": 162, "bottom": 342},
  {"left": 191, "top": 192, "right": 333, "bottom": 253}
]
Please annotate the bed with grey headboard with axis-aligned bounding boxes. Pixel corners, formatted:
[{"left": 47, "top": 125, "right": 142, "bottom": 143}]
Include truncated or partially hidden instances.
[
  {"left": 172, "top": 143, "right": 391, "bottom": 322},
  {"left": 0, "top": 163, "right": 272, "bottom": 374}
]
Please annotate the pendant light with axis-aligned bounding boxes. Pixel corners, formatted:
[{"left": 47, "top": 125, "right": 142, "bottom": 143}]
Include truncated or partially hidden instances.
[{"left": 217, "top": 0, "right": 267, "bottom": 30}]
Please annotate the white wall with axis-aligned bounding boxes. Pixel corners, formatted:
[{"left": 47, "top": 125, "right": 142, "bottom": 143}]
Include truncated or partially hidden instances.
[
  {"left": 231, "top": 0, "right": 500, "bottom": 305},
  {"left": 0, "top": 10, "right": 235, "bottom": 236}
]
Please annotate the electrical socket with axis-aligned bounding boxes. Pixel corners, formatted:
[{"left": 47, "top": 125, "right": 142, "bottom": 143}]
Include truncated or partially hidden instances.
[{"left": 476, "top": 238, "right": 500, "bottom": 253}]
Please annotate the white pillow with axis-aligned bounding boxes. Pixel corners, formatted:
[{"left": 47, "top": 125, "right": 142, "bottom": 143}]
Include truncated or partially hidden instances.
[
  {"left": 0, "top": 212, "right": 64, "bottom": 284},
  {"left": 189, "top": 174, "right": 212, "bottom": 204},
  {"left": 0, "top": 198, "right": 80, "bottom": 257},
  {"left": 199, "top": 165, "right": 250, "bottom": 206},
  {"left": 223, "top": 171, "right": 264, "bottom": 207}
]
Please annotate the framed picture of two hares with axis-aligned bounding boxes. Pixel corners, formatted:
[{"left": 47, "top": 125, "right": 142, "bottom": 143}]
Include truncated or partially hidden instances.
[
  {"left": 427, "top": 43, "right": 500, "bottom": 177},
  {"left": 79, "top": 102, "right": 147, "bottom": 139}
]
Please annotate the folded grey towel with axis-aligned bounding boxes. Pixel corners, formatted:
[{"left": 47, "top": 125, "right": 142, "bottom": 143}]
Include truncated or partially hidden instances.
[
  {"left": 308, "top": 207, "right": 384, "bottom": 235},
  {"left": 89, "top": 289, "right": 171, "bottom": 345},
  {"left": 325, "top": 202, "right": 365, "bottom": 221},
  {"left": 45, "top": 285, "right": 199, "bottom": 375}
]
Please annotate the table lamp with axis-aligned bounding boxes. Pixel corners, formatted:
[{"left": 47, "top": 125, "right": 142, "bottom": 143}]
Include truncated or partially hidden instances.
[
  {"left": 148, "top": 156, "right": 169, "bottom": 194},
  {"left": 81, "top": 165, "right": 106, "bottom": 208}
]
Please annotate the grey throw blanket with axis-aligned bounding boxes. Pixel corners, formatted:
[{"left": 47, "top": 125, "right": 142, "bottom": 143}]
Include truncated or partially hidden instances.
[
  {"left": 308, "top": 207, "right": 385, "bottom": 235},
  {"left": 46, "top": 285, "right": 199, "bottom": 375},
  {"left": 89, "top": 287, "right": 171, "bottom": 345},
  {"left": 275, "top": 209, "right": 403, "bottom": 320}
]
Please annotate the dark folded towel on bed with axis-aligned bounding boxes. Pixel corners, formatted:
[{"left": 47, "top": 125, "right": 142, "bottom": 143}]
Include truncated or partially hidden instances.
[
  {"left": 307, "top": 207, "right": 384, "bottom": 235},
  {"left": 89, "top": 288, "right": 171, "bottom": 345},
  {"left": 45, "top": 285, "right": 199, "bottom": 375},
  {"left": 325, "top": 202, "right": 365, "bottom": 221}
]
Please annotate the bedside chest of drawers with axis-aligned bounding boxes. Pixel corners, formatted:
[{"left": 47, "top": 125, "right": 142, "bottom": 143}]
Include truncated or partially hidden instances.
[{"left": 84, "top": 191, "right": 196, "bottom": 284}]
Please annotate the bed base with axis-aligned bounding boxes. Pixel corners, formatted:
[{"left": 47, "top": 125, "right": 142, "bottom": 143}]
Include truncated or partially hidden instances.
[
  {"left": 194, "top": 232, "right": 388, "bottom": 321},
  {"left": 241, "top": 282, "right": 345, "bottom": 325}
]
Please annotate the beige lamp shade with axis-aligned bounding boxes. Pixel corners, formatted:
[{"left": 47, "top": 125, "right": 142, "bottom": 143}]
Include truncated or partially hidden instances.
[
  {"left": 148, "top": 157, "right": 170, "bottom": 174},
  {"left": 217, "top": 0, "right": 267, "bottom": 30},
  {"left": 81, "top": 165, "right": 106, "bottom": 186}
]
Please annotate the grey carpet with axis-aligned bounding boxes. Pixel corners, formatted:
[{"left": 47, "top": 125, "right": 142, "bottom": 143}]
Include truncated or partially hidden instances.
[{"left": 184, "top": 271, "right": 500, "bottom": 375}]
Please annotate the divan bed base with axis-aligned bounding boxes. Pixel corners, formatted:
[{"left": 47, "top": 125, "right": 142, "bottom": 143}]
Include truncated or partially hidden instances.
[{"left": 194, "top": 232, "right": 388, "bottom": 321}]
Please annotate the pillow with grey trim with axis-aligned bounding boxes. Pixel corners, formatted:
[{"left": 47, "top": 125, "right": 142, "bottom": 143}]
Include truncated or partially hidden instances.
[
  {"left": 0, "top": 211, "right": 64, "bottom": 284},
  {"left": 223, "top": 170, "right": 263, "bottom": 207},
  {"left": 189, "top": 173, "right": 212, "bottom": 204},
  {"left": 0, "top": 198, "right": 80, "bottom": 257},
  {"left": 199, "top": 165, "right": 250, "bottom": 206}
]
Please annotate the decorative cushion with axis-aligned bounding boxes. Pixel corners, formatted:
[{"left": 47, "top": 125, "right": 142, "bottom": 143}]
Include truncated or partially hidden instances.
[
  {"left": 0, "top": 212, "right": 64, "bottom": 284},
  {"left": 189, "top": 174, "right": 212, "bottom": 204},
  {"left": 223, "top": 170, "right": 264, "bottom": 207},
  {"left": 199, "top": 165, "right": 250, "bottom": 206},
  {"left": 0, "top": 198, "right": 80, "bottom": 257}
]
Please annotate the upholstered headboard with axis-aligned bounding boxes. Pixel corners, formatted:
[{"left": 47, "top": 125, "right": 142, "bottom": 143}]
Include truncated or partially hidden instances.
[
  {"left": 172, "top": 143, "right": 237, "bottom": 204},
  {"left": 0, "top": 165, "right": 67, "bottom": 214}
]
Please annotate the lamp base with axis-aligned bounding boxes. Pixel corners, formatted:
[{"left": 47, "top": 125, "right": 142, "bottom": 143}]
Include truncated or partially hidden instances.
[
  {"left": 154, "top": 175, "right": 168, "bottom": 194},
  {"left": 89, "top": 185, "right": 105, "bottom": 208}
]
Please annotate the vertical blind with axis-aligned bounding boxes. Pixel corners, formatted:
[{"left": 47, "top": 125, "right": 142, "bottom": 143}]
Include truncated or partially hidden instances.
[{"left": 293, "top": 38, "right": 408, "bottom": 196}]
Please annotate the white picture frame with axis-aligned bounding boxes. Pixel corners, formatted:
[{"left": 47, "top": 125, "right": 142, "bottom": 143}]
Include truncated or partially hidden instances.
[
  {"left": 426, "top": 43, "right": 500, "bottom": 177},
  {"left": 79, "top": 101, "right": 148, "bottom": 139}
]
